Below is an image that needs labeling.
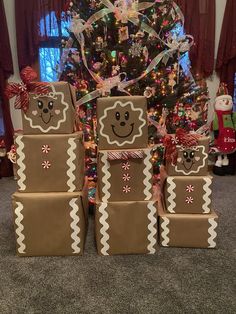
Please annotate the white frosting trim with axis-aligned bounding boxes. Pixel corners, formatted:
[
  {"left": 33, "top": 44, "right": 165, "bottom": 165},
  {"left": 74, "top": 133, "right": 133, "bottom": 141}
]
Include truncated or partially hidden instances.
[
  {"left": 167, "top": 177, "right": 176, "bottom": 213},
  {"left": 161, "top": 217, "right": 170, "bottom": 246},
  {"left": 202, "top": 177, "right": 212, "bottom": 214},
  {"left": 16, "top": 135, "right": 26, "bottom": 191},
  {"left": 101, "top": 152, "right": 111, "bottom": 202},
  {"left": 208, "top": 218, "right": 217, "bottom": 248},
  {"left": 67, "top": 138, "right": 77, "bottom": 192},
  {"left": 98, "top": 203, "right": 110, "bottom": 255},
  {"left": 143, "top": 149, "right": 152, "bottom": 200},
  {"left": 15, "top": 201, "right": 26, "bottom": 254},
  {"left": 69, "top": 198, "right": 81, "bottom": 254},
  {"left": 147, "top": 201, "right": 157, "bottom": 254}
]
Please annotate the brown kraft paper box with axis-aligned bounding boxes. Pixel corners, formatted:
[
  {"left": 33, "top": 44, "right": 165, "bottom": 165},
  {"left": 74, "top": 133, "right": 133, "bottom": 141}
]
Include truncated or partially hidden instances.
[
  {"left": 97, "top": 148, "right": 153, "bottom": 202},
  {"left": 95, "top": 199, "right": 157, "bottom": 255},
  {"left": 166, "top": 136, "right": 209, "bottom": 176},
  {"left": 158, "top": 199, "right": 218, "bottom": 248},
  {"left": 12, "top": 190, "right": 88, "bottom": 256},
  {"left": 164, "top": 175, "right": 213, "bottom": 214},
  {"left": 15, "top": 132, "right": 84, "bottom": 192},
  {"left": 22, "top": 82, "right": 76, "bottom": 134},
  {"left": 97, "top": 96, "right": 148, "bottom": 150}
]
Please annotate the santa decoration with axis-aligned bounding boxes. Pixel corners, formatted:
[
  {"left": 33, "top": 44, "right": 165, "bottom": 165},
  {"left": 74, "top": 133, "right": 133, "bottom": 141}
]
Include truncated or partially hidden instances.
[{"left": 212, "top": 83, "right": 236, "bottom": 175}]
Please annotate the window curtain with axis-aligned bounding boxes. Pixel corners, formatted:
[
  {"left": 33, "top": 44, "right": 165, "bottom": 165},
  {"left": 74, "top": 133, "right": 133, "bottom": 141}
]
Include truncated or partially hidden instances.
[
  {"left": 0, "top": 0, "right": 14, "bottom": 177},
  {"left": 176, "top": 0, "right": 216, "bottom": 78},
  {"left": 216, "top": 0, "right": 236, "bottom": 97},
  {"left": 15, "top": 0, "right": 68, "bottom": 70}
]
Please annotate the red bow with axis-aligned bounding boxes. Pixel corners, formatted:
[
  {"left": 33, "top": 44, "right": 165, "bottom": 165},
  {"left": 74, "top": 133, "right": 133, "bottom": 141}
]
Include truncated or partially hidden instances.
[
  {"left": 107, "top": 150, "right": 144, "bottom": 161},
  {"left": 5, "top": 67, "right": 50, "bottom": 112},
  {"left": 163, "top": 129, "right": 200, "bottom": 164}
]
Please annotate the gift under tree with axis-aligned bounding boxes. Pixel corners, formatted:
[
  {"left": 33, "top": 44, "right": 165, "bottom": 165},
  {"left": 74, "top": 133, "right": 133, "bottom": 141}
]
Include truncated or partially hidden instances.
[
  {"left": 159, "top": 129, "right": 218, "bottom": 249},
  {"left": 95, "top": 96, "right": 157, "bottom": 255},
  {"left": 6, "top": 67, "right": 88, "bottom": 257}
]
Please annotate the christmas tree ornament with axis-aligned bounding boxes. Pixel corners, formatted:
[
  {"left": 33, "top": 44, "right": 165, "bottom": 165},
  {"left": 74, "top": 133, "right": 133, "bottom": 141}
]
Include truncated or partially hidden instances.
[
  {"left": 118, "top": 26, "right": 129, "bottom": 42},
  {"left": 129, "top": 41, "right": 143, "bottom": 57}
]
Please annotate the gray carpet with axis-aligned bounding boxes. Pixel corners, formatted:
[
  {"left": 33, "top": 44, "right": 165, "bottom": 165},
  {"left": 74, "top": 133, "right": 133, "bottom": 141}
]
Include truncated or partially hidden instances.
[{"left": 0, "top": 176, "right": 235, "bottom": 314}]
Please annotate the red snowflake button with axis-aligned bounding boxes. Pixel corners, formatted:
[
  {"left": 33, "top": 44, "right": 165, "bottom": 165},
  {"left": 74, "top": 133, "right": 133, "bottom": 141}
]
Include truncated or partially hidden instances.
[
  {"left": 42, "top": 160, "right": 51, "bottom": 169},
  {"left": 123, "top": 185, "right": 131, "bottom": 193},
  {"left": 185, "top": 196, "right": 194, "bottom": 204},
  {"left": 42, "top": 145, "right": 51, "bottom": 154},
  {"left": 186, "top": 184, "right": 194, "bottom": 193},
  {"left": 122, "top": 173, "right": 131, "bottom": 182},
  {"left": 122, "top": 161, "right": 130, "bottom": 171}
]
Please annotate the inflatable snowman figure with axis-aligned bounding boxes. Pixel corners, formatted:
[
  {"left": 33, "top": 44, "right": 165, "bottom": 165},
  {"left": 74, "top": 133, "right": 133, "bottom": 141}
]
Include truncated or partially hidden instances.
[{"left": 212, "top": 83, "right": 236, "bottom": 175}]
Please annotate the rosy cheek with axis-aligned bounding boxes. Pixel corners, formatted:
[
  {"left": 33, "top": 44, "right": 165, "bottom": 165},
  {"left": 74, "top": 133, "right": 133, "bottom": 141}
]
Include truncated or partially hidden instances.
[
  {"left": 55, "top": 110, "right": 61, "bottom": 115},
  {"left": 32, "top": 110, "right": 37, "bottom": 116},
  {"left": 177, "top": 157, "right": 182, "bottom": 163},
  {"left": 195, "top": 156, "right": 200, "bottom": 161}
]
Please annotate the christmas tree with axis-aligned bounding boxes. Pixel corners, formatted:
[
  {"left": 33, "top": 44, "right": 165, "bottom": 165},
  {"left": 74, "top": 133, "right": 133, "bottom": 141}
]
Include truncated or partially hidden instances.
[{"left": 58, "top": 0, "right": 209, "bottom": 201}]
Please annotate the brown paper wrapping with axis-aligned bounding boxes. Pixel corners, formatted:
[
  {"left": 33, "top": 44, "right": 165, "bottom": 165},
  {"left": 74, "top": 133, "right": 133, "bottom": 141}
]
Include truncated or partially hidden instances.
[
  {"left": 166, "top": 136, "right": 209, "bottom": 176},
  {"left": 22, "top": 82, "right": 76, "bottom": 134},
  {"left": 164, "top": 175, "right": 212, "bottom": 214},
  {"left": 97, "top": 96, "right": 148, "bottom": 150},
  {"left": 12, "top": 190, "right": 88, "bottom": 256},
  {"left": 158, "top": 199, "right": 218, "bottom": 248},
  {"left": 15, "top": 132, "right": 84, "bottom": 192},
  {"left": 97, "top": 148, "right": 153, "bottom": 202},
  {"left": 95, "top": 199, "right": 157, "bottom": 255}
]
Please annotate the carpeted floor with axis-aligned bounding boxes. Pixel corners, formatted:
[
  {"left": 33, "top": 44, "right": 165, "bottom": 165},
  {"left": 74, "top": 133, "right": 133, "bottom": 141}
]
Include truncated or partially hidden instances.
[{"left": 0, "top": 176, "right": 236, "bottom": 314}]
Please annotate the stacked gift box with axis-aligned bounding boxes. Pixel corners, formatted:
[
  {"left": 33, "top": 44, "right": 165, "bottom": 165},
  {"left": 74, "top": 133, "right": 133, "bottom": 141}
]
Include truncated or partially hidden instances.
[
  {"left": 158, "top": 133, "right": 218, "bottom": 248},
  {"left": 12, "top": 81, "right": 88, "bottom": 256},
  {"left": 95, "top": 96, "right": 157, "bottom": 255}
]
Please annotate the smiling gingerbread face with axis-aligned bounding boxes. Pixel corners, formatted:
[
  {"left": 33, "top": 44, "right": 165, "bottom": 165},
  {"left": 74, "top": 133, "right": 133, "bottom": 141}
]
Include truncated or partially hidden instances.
[
  {"left": 97, "top": 97, "right": 147, "bottom": 149},
  {"left": 22, "top": 82, "right": 75, "bottom": 134}
]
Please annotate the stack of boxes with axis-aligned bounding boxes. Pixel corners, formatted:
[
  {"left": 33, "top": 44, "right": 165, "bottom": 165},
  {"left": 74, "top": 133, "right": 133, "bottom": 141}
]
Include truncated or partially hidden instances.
[
  {"left": 12, "top": 82, "right": 88, "bottom": 256},
  {"left": 159, "top": 136, "right": 218, "bottom": 248},
  {"left": 95, "top": 96, "right": 157, "bottom": 255}
]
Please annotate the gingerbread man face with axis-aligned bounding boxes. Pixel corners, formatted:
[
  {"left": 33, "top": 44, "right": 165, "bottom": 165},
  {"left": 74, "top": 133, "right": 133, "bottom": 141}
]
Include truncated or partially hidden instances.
[
  {"left": 99, "top": 100, "right": 146, "bottom": 147},
  {"left": 175, "top": 146, "right": 208, "bottom": 175},
  {"left": 24, "top": 85, "right": 69, "bottom": 133}
]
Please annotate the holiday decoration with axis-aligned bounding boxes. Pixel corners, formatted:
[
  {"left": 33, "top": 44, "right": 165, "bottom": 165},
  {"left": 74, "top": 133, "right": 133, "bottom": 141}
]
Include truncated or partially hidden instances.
[
  {"left": 95, "top": 96, "right": 157, "bottom": 255},
  {"left": 158, "top": 200, "right": 218, "bottom": 249},
  {"left": 58, "top": 0, "right": 209, "bottom": 181},
  {"left": 95, "top": 200, "right": 157, "bottom": 255},
  {"left": 97, "top": 96, "right": 147, "bottom": 150},
  {"left": 7, "top": 68, "right": 88, "bottom": 257},
  {"left": 160, "top": 132, "right": 218, "bottom": 248},
  {"left": 15, "top": 132, "right": 84, "bottom": 192},
  {"left": 212, "top": 83, "right": 236, "bottom": 176},
  {"left": 164, "top": 175, "right": 212, "bottom": 214},
  {"left": 12, "top": 191, "right": 87, "bottom": 256},
  {"left": 97, "top": 148, "right": 152, "bottom": 202},
  {"left": 164, "top": 130, "right": 209, "bottom": 176}
]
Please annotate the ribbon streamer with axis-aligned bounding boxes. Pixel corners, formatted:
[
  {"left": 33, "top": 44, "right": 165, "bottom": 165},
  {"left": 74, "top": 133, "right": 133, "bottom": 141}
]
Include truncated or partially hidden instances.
[{"left": 107, "top": 150, "right": 144, "bottom": 160}]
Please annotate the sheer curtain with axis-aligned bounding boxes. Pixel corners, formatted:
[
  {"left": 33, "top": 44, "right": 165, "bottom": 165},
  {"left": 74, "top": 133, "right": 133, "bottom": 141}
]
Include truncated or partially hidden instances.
[
  {"left": 176, "top": 0, "right": 216, "bottom": 78},
  {"left": 0, "top": 0, "right": 14, "bottom": 176},
  {"left": 216, "top": 0, "right": 236, "bottom": 97}
]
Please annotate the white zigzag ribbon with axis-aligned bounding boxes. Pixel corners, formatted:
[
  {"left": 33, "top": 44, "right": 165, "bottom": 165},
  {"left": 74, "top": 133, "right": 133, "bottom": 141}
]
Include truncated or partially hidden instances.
[
  {"left": 202, "top": 177, "right": 212, "bottom": 214},
  {"left": 15, "top": 201, "right": 26, "bottom": 254},
  {"left": 67, "top": 138, "right": 77, "bottom": 192},
  {"left": 147, "top": 201, "right": 157, "bottom": 254},
  {"left": 101, "top": 152, "right": 111, "bottom": 202},
  {"left": 15, "top": 135, "right": 26, "bottom": 191},
  {"left": 167, "top": 177, "right": 176, "bottom": 213},
  {"left": 99, "top": 203, "right": 110, "bottom": 255},
  {"left": 143, "top": 149, "right": 152, "bottom": 201},
  {"left": 208, "top": 218, "right": 217, "bottom": 248},
  {"left": 69, "top": 198, "right": 81, "bottom": 254},
  {"left": 161, "top": 217, "right": 170, "bottom": 246}
]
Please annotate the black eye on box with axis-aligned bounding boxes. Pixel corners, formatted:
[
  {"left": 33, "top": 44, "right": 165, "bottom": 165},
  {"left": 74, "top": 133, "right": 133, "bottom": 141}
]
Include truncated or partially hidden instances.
[
  {"left": 48, "top": 101, "right": 54, "bottom": 110},
  {"left": 115, "top": 112, "right": 120, "bottom": 120},
  {"left": 38, "top": 100, "right": 43, "bottom": 109}
]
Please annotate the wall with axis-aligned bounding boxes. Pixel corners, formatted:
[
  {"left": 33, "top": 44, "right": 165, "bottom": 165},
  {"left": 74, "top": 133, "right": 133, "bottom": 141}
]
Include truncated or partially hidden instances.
[{"left": 3, "top": 0, "right": 227, "bottom": 129}]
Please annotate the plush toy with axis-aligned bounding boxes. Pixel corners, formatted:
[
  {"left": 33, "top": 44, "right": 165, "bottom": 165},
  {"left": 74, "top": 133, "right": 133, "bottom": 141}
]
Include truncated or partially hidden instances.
[{"left": 212, "top": 83, "right": 236, "bottom": 175}]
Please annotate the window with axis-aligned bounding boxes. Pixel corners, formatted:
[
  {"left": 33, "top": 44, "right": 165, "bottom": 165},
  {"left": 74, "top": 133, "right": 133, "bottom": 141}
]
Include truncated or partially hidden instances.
[{"left": 39, "top": 12, "right": 70, "bottom": 82}]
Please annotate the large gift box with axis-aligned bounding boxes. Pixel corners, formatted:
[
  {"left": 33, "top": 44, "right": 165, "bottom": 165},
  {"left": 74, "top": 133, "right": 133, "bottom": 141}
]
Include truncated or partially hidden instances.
[
  {"left": 158, "top": 200, "right": 218, "bottom": 248},
  {"left": 12, "top": 191, "right": 88, "bottom": 256},
  {"left": 97, "top": 148, "right": 153, "bottom": 202},
  {"left": 164, "top": 175, "right": 212, "bottom": 214},
  {"left": 166, "top": 136, "right": 209, "bottom": 176},
  {"left": 95, "top": 199, "right": 157, "bottom": 255},
  {"left": 97, "top": 96, "right": 148, "bottom": 150},
  {"left": 15, "top": 132, "right": 84, "bottom": 192},
  {"left": 22, "top": 82, "right": 76, "bottom": 134}
]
